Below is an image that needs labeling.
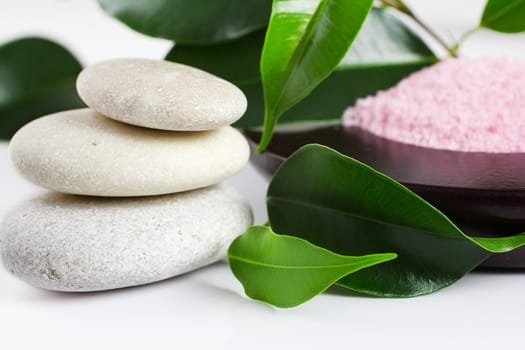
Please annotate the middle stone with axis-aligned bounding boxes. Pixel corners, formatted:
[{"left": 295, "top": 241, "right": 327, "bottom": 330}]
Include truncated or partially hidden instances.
[{"left": 9, "top": 109, "right": 250, "bottom": 197}]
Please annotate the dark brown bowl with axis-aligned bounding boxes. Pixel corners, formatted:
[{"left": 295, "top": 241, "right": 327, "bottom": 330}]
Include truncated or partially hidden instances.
[{"left": 245, "top": 125, "right": 525, "bottom": 269}]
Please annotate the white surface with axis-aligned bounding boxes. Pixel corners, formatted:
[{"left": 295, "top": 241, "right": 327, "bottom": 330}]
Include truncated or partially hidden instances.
[
  {"left": 0, "top": 143, "right": 525, "bottom": 350},
  {"left": 2, "top": 141, "right": 525, "bottom": 350},
  {"left": 1, "top": 1, "right": 525, "bottom": 349}
]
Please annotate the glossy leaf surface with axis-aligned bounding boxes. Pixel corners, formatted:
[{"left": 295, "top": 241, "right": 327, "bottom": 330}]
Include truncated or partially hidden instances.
[
  {"left": 228, "top": 225, "right": 396, "bottom": 307},
  {"left": 480, "top": 0, "right": 525, "bottom": 33},
  {"left": 97, "top": 0, "right": 272, "bottom": 45},
  {"left": 167, "top": 8, "right": 436, "bottom": 129},
  {"left": 267, "top": 145, "right": 525, "bottom": 297},
  {"left": 0, "top": 37, "right": 84, "bottom": 139},
  {"left": 257, "top": 0, "right": 374, "bottom": 151}
]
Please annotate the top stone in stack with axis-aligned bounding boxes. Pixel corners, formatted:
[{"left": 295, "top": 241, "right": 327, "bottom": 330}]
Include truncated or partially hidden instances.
[
  {"left": 9, "top": 58, "right": 250, "bottom": 197},
  {"left": 77, "top": 58, "right": 247, "bottom": 131}
]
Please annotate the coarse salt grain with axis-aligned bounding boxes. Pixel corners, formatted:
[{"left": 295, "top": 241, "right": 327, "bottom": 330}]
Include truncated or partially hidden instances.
[{"left": 343, "top": 58, "right": 525, "bottom": 153}]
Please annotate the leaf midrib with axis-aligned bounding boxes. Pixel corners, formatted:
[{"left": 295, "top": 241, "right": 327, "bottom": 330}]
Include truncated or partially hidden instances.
[
  {"left": 229, "top": 254, "right": 362, "bottom": 270},
  {"left": 268, "top": 0, "right": 330, "bottom": 116},
  {"left": 267, "top": 195, "right": 465, "bottom": 241},
  {"left": 482, "top": 0, "right": 524, "bottom": 26}
]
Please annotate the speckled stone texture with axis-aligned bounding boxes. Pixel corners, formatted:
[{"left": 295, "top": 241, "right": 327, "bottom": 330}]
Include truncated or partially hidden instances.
[
  {"left": 9, "top": 109, "right": 250, "bottom": 197},
  {"left": 0, "top": 184, "right": 253, "bottom": 291},
  {"left": 76, "top": 58, "right": 247, "bottom": 131}
]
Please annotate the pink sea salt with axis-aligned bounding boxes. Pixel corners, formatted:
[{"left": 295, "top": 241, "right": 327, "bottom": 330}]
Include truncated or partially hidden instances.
[{"left": 343, "top": 58, "right": 525, "bottom": 153}]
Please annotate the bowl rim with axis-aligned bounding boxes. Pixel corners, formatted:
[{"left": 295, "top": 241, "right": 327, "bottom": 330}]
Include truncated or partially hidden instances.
[{"left": 244, "top": 126, "right": 525, "bottom": 192}]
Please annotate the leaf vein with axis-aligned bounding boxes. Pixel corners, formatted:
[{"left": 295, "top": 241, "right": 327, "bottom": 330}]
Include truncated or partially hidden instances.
[
  {"left": 483, "top": 0, "right": 525, "bottom": 26},
  {"left": 229, "top": 254, "right": 357, "bottom": 270},
  {"left": 267, "top": 195, "right": 464, "bottom": 240}
]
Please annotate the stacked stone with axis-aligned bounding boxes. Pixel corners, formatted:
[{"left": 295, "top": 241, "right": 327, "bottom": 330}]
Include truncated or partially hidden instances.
[{"left": 0, "top": 59, "right": 253, "bottom": 292}]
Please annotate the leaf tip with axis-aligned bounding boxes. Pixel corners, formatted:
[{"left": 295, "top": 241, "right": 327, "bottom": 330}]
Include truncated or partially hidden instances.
[
  {"left": 386, "top": 252, "right": 398, "bottom": 260},
  {"left": 367, "top": 252, "right": 398, "bottom": 266}
]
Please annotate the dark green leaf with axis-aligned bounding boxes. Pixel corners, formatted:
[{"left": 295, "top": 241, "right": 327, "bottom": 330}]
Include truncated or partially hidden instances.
[
  {"left": 228, "top": 225, "right": 397, "bottom": 307},
  {"left": 267, "top": 144, "right": 525, "bottom": 297},
  {"left": 257, "top": 0, "right": 374, "bottom": 152},
  {"left": 97, "top": 0, "right": 272, "bottom": 45},
  {"left": 166, "top": 29, "right": 265, "bottom": 98},
  {"left": 480, "top": 0, "right": 525, "bottom": 33},
  {"left": 166, "top": 8, "right": 436, "bottom": 129},
  {"left": 0, "top": 37, "right": 84, "bottom": 140}
]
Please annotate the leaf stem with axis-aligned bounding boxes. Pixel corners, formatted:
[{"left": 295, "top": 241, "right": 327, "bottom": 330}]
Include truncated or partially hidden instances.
[
  {"left": 449, "top": 26, "right": 481, "bottom": 56},
  {"left": 256, "top": 108, "right": 277, "bottom": 153},
  {"left": 380, "top": 0, "right": 458, "bottom": 57}
]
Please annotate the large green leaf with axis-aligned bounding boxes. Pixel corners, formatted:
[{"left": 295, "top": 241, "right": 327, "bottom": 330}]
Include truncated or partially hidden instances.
[
  {"left": 267, "top": 144, "right": 525, "bottom": 297},
  {"left": 228, "top": 225, "right": 396, "bottom": 308},
  {"left": 166, "top": 8, "right": 436, "bottom": 130},
  {"left": 97, "top": 0, "right": 272, "bottom": 45},
  {"left": 258, "top": 0, "right": 374, "bottom": 152},
  {"left": 0, "top": 37, "right": 84, "bottom": 140},
  {"left": 480, "top": 0, "right": 525, "bottom": 33}
]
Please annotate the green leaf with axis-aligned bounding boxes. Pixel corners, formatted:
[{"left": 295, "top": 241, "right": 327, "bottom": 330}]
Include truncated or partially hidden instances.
[
  {"left": 480, "top": 0, "right": 525, "bottom": 33},
  {"left": 0, "top": 37, "right": 84, "bottom": 140},
  {"left": 166, "top": 29, "right": 265, "bottom": 102},
  {"left": 166, "top": 7, "right": 436, "bottom": 129},
  {"left": 228, "top": 225, "right": 397, "bottom": 308},
  {"left": 97, "top": 0, "right": 272, "bottom": 45},
  {"left": 257, "top": 0, "right": 374, "bottom": 152},
  {"left": 267, "top": 144, "right": 525, "bottom": 297}
]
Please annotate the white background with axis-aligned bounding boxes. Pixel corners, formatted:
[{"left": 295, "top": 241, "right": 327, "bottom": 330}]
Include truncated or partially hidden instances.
[{"left": 1, "top": 1, "right": 525, "bottom": 349}]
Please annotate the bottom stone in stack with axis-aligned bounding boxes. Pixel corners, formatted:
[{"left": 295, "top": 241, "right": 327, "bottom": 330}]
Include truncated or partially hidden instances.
[{"left": 0, "top": 184, "right": 252, "bottom": 292}]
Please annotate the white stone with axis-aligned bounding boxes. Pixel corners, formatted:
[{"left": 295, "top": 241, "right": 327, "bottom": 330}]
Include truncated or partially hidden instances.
[
  {"left": 0, "top": 185, "right": 253, "bottom": 292},
  {"left": 76, "top": 58, "right": 247, "bottom": 131},
  {"left": 9, "top": 109, "right": 250, "bottom": 196}
]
